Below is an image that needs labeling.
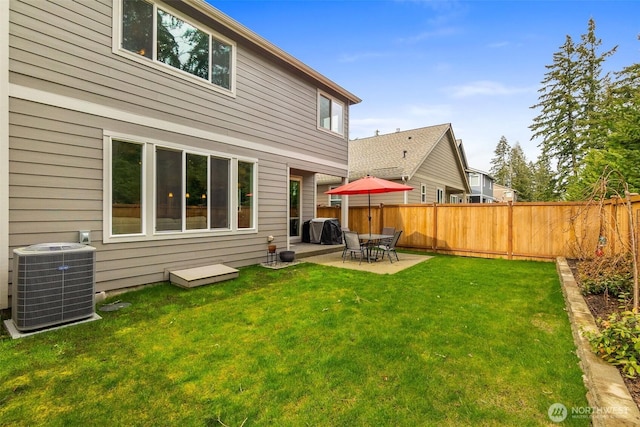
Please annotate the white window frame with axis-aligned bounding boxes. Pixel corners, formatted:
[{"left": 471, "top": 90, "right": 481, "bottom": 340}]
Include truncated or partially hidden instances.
[
  {"left": 328, "top": 185, "right": 342, "bottom": 206},
  {"left": 450, "top": 195, "right": 460, "bottom": 203},
  {"left": 469, "top": 173, "right": 480, "bottom": 187},
  {"left": 317, "top": 91, "right": 345, "bottom": 136},
  {"left": 436, "top": 188, "right": 444, "bottom": 204},
  {"left": 420, "top": 183, "right": 427, "bottom": 203},
  {"left": 103, "top": 130, "right": 257, "bottom": 243},
  {"left": 112, "top": 0, "right": 237, "bottom": 97}
]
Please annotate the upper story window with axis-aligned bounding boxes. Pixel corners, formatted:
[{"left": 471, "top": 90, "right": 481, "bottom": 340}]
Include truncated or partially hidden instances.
[
  {"left": 118, "top": 0, "right": 234, "bottom": 93},
  {"left": 318, "top": 92, "right": 344, "bottom": 136},
  {"left": 469, "top": 173, "right": 480, "bottom": 187}
]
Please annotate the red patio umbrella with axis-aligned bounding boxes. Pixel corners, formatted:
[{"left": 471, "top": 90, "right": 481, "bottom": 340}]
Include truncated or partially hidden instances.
[{"left": 325, "top": 175, "right": 413, "bottom": 235}]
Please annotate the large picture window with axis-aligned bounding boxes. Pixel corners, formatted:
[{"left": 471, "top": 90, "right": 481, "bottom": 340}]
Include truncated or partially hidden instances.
[
  {"left": 119, "top": 0, "right": 234, "bottom": 92},
  {"left": 107, "top": 135, "right": 256, "bottom": 240}
]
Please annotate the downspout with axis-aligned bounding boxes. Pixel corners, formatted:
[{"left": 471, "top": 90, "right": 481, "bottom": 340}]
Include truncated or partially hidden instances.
[
  {"left": 402, "top": 175, "right": 409, "bottom": 204},
  {"left": 1, "top": 0, "right": 9, "bottom": 309}
]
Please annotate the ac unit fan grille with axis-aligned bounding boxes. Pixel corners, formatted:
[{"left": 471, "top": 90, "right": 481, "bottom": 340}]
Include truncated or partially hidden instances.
[{"left": 13, "top": 245, "right": 96, "bottom": 331}]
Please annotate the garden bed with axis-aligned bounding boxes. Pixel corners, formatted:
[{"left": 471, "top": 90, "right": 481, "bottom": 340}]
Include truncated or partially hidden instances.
[{"left": 568, "top": 259, "right": 640, "bottom": 408}]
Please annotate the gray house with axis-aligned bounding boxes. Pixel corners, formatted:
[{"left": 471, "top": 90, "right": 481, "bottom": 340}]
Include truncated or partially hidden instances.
[
  {"left": 467, "top": 168, "right": 495, "bottom": 203},
  {"left": 0, "top": 0, "right": 360, "bottom": 308},
  {"left": 317, "top": 124, "right": 470, "bottom": 207}
]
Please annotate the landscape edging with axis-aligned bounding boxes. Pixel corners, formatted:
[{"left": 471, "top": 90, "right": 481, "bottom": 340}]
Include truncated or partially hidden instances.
[{"left": 556, "top": 256, "right": 640, "bottom": 426}]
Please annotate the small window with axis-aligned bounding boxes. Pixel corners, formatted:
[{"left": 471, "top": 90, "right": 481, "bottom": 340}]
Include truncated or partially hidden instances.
[
  {"left": 436, "top": 188, "right": 444, "bottom": 204},
  {"left": 111, "top": 140, "right": 144, "bottom": 235},
  {"left": 329, "top": 186, "right": 342, "bottom": 206},
  {"left": 469, "top": 173, "right": 480, "bottom": 187},
  {"left": 156, "top": 147, "right": 183, "bottom": 231},
  {"left": 237, "top": 161, "right": 254, "bottom": 229},
  {"left": 210, "top": 157, "right": 230, "bottom": 229},
  {"left": 420, "top": 183, "right": 427, "bottom": 203},
  {"left": 318, "top": 93, "right": 344, "bottom": 135}
]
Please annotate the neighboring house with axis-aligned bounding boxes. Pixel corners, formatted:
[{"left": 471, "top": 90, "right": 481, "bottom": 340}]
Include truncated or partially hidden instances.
[
  {"left": 0, "top": 0, "right": 360, "bottom": 308},
  {"left": 467, "top": 168, "right": 495, "bottom": 203},
  {"left": 493, "top": 183, "right": 518, "bottom": 202},
  {"left": 317, "top": 124, "right": 470, "bottom": 206}
]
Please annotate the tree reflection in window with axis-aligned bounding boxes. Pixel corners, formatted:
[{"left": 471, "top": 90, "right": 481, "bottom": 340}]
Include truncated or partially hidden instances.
[
  {"left": 156, "top": 148, "right": 182, "bottom": 231},
  {"left": 186, "top": 153, "right": 208, "bottom": 230},
  {"left": 157, "top": 10, "right": 209, "bottom": 80},
  {"left": 212, "top": 39, "right": 232, "bottom": 90},
  {"left": 112, "top": 140, "right": 143, "bottom": 235},
  {"left": 121, "top": 0, "right": 232, "bottom": 89},
  {"left": 237, "top": 161, "right": 254, "bottom": 229},
  {"left": 122, "top": 0, "right": 152, "bottom": 59},
  {"left": 210, "top": 157, "right": 230, "bottom": 229}
]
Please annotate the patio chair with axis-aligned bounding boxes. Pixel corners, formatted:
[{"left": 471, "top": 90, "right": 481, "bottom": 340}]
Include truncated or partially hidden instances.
[
  {"left": 380, "top": 226, "right": 395, "bottom": 245},
  {"left": 343, "top": 231, "right": 367, "bottom": 264},
  {"left": 375, "top": 230, "right": 402, "bottom": 263}
]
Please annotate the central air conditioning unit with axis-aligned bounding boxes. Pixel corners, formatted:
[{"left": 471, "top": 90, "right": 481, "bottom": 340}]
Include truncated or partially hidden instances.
[{"left": 12, "top": 243, "right": 96, "bottom": 332}]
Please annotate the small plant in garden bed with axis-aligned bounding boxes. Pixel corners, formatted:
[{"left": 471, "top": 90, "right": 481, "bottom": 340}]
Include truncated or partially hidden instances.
[
  {"left": 578, "top": 255, "right": 634, "bottom": 303},
  {"left": 586, "top": 311, "right": 640, "bottom": 378}
]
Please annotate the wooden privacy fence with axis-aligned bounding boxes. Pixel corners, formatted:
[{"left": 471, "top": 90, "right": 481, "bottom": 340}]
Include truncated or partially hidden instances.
[{"left": 317, "top": 196, "right": 640, "bottom": 261}]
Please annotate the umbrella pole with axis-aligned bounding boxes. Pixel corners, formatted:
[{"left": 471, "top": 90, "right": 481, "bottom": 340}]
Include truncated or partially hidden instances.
[{"left": 368, "top": 192, "right": 372, "bottom": 235}]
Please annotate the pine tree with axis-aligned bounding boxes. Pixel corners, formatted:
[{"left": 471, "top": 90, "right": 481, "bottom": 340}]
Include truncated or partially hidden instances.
[
  {"left": 530, "top": 35, "right": 581, "bottom": 195},
  {"left": 530, "top": 154, "right": 558, "bottom": 201},
  {"left": 575, "top": 18, "right": 617, "bottom": 151},
  {"left": 509, "top": 143, "right": 533, "bottom": 201},
  {"left": 530, "top": 19, "right": 616, "bottom": 197},
  {"left": 567, "top": 59, "right": 640, "bottom": 198},
  {"left": 489, "top": 136, "right": 512, "bottom": 186}
]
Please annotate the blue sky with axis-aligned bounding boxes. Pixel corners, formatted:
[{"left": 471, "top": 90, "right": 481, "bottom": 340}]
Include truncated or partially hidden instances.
[{"left": 212, "top": 0, "right": 640, "bottom": 172}]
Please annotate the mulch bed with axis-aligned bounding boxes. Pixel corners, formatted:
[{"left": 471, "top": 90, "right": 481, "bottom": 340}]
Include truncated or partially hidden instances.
[{"left": 567, "top": 259, "right": 640, "bottom": 407}]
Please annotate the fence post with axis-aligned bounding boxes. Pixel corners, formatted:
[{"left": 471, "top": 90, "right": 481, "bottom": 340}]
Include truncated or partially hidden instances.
[
  {"left": 508, "top": 201, "right": 513, "bottom": 260},
  {"left": 432, "top": 202, "right": 438, "bottom": 252}
]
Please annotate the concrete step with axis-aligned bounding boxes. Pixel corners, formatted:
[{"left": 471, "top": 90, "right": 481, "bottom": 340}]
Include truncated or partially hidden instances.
[{"left": 170, "top": 264, "right": 239, "bottom": 288}]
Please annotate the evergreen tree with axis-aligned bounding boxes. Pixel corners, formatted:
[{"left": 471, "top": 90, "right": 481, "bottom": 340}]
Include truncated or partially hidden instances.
[
  {"left": 530, "top": 35, "right": 581, "bottom": 195},
  {"left": 575, "top": 18, "right": 617, "bottom": 151},
  {"left": 489, "top": 136, "right": 512, "bottom": 186},
  {"left": 530, "top": 19, "right": 616, "bottom": 197},
  {"left": 567, "top": 59, "right": 640, "bottom": 198},
  {"left": 509, "top": 143, "right": 533, "bottom": 201},
  {"left": 530, "top": 154, "right": 558, "bottom": 201}
]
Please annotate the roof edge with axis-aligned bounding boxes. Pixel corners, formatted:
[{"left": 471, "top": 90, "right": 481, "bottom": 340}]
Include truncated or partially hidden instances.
[{"left": 188, "top": 0, "right": 362, "bottom": 105}]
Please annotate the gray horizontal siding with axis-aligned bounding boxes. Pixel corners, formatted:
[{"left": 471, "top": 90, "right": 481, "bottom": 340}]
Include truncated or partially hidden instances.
[
  {"left": 8, "top": 101, "right": 290, "bottom": 293},
  {"left": 9, "top": 0, "right": 350, "bottom": 166},
  {"left": 7, "top": 0, "right": 353, "bottom": 297}
]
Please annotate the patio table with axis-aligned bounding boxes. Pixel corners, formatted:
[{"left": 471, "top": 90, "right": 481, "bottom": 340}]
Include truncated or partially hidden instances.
[{"left": 358, "top": 233, "right": 393, "bottom": 262}]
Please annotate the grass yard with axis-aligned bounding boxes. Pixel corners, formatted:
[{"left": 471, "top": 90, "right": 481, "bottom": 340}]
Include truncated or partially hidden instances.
[{"left": 0, "top": 255, "right": 588, "bottom": 426}]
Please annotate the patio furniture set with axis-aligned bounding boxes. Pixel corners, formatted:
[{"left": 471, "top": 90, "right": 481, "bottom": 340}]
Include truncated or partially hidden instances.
[{"left": 342, "top": 227, "right": 403, "bottom": 264}]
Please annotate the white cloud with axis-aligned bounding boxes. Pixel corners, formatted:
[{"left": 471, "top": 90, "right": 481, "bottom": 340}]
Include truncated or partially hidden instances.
[
  {"left": 349, "top": 103, "right": 453, "bottom": 139},
  {"left": 398, "top": 26, "right": 460, "bottom": 43},
  {"left": 338, "top": 51, "right": 388, "bottom": 63},
  {"left": 446, "top": 80, "right": 536, "bottom": 98}
]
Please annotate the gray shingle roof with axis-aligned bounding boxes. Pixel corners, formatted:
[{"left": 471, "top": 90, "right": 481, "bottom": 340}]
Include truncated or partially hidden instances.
[{"left": 349, "top": 123, "right": 452, "bottom": 180}]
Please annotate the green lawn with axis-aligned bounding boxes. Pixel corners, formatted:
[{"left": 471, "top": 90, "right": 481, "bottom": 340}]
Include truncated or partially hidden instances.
[{"left": 0, "top": 255, "right": 588, "bottom": 426}]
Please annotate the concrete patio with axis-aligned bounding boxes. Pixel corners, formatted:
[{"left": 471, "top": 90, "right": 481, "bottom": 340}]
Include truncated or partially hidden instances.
[{"left": 274, "top": 242, "right": 432, "bottom": 274}]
